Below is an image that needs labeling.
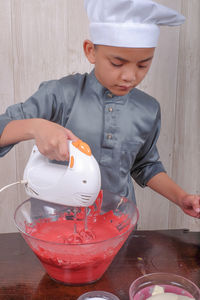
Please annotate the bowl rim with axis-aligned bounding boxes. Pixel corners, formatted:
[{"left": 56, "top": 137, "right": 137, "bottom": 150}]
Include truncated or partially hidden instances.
[
  {"left": 77, "top": 290, "right": 120, "bottom": 300},
  {"left": 129, "top": 272, "right": 200, "bottom": 298},
  {"left": 14, "top": 198, "right": 139, "bottom": 246}
]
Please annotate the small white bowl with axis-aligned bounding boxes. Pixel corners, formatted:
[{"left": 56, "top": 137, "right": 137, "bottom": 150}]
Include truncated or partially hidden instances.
[{"left": 77, "top": 290, "right": 120, "bottom": 300}]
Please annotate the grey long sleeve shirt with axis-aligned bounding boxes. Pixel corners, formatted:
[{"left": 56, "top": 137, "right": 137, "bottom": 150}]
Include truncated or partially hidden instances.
[{"left": 0, "top": 69, "right": 165, "bottom": 204}]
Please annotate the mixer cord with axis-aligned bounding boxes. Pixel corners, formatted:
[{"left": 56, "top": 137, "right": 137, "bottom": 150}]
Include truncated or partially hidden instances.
[{"left": 0, "top": 180, "right": 28, "bottom": 193}]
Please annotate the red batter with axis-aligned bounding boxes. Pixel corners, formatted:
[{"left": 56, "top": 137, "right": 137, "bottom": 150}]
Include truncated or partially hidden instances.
[{"left": 24, "top": 192, "right": 133, "bottom": 284}]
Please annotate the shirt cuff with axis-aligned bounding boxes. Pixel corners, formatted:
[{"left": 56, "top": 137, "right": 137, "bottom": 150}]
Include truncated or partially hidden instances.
[
  {"left": 0, "top": 114, "right": 15, "bottom": 157},
  {"left": 133, "top": 161, "right": 166, "bottom": 188}
]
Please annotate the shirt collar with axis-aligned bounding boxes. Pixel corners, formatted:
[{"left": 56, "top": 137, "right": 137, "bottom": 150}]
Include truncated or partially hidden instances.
[{"left": 88, "top": 69, "right": 129, "bottom": 105}]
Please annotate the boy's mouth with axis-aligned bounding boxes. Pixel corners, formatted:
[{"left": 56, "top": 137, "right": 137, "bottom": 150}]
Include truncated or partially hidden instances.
[{"left": 117, "top": 85, "right": 133, "bottom": 91}]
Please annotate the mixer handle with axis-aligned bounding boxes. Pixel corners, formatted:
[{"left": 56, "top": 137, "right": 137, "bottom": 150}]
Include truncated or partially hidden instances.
[{"left": 68, "top": 140, "right": 93, "bottom": 170}]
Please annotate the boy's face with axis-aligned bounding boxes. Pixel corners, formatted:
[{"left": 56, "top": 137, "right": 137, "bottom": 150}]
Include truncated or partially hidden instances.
[{"left": 84, "top": 40, "right": 155, "bottom": 96}]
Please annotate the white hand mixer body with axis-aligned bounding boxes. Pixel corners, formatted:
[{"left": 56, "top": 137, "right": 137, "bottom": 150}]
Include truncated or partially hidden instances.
[{"left": 23, "top": 140, "right": 101, "bottom": 207}]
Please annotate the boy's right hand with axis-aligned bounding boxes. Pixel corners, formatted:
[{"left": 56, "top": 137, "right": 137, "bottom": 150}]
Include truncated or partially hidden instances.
[
  {"left": 32, "top": 119, "right": 78, "bottom": 161},
  {"left": 0, "top": 118, "right": 78, "bottom": 161}
]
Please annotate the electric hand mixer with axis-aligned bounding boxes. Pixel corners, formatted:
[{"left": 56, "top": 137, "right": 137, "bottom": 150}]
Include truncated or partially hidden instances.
[
  {"left": 23, "top": 139, "right": 101, "bottom": 243},
  {"left": 23, "top": 139, "right": 101, "bottom": 207},
  {"left": 0, "top": 139, "right": 101, "bottom": 207}
]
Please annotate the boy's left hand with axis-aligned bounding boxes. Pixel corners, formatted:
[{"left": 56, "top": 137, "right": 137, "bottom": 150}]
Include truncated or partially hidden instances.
[
  {"left": 148, "top": 173, "right": 200, "bottom": 219},
  {"left": 180, "top": 194, "right": 200, "bottom": 218}
]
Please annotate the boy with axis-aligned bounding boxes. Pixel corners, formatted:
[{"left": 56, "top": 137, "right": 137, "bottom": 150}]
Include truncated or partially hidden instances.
[{"left": 0, "top": 0, "right": 200, "bottom": 218}]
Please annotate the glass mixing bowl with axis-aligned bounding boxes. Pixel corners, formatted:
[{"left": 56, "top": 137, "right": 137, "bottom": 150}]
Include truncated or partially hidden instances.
[
  {"left": 129, "top": 273, "right": 200, "bottom": 300},
  {"left": 14, "top": 190, "right": 138, "bottom": 285}
]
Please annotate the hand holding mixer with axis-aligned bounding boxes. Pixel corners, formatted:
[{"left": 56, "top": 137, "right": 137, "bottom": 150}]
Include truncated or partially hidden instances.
[{"left": 0, "top": 139, "right": 101, "bottom": 208}]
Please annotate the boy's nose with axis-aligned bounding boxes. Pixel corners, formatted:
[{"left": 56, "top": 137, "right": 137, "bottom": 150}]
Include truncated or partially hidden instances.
[{"left": 121, "top": 67, "right": 136, "bottom": 83}]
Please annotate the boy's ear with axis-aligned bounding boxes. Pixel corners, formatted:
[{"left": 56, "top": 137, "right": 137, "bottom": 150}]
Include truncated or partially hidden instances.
[{"left": 83, "top": 40, "right": 96, "bottom": 64}]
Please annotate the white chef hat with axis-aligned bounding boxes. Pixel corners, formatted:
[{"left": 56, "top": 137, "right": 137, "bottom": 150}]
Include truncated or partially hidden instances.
[{"left": 84, "top": 0, "right": 185, "bottom": 48}]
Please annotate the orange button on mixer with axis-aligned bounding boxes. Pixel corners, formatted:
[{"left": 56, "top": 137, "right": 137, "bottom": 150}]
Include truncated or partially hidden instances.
[
  {"left": 70, "top": 155, "right": 74, "bottom": 168},
  {"left": 72, "top": 140, "right": 92, "bottom": 156}
]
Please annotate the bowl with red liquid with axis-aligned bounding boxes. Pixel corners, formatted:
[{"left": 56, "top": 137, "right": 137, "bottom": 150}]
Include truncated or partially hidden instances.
[
  {"left": 14, "top": 190, "right": 138, "bottom": 285},
  {"left": 129, "top": 273, "right": 200, "bottom": 300}
]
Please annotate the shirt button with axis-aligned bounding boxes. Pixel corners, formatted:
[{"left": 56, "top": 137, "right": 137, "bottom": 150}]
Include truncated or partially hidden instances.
[
  {"left": 107, "top": 134, "right": 112, "bottom": 139},
  {"left": 107, "top": 93, "right": 113, "bottom": 98},
  {"left": 108, "top": 107, "right": 113, "bottom": 112}
]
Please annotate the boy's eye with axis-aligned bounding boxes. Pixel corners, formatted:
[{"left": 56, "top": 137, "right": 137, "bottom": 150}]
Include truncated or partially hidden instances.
[
  {"left": 111, "top": 62, "right": 123, "bottom": 67},
  {"left": 138, "top": 65, "right": 148, "bottom": 69}
]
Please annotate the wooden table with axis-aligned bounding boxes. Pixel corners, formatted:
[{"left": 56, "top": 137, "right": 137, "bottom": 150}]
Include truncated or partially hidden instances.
[{"left": 0, "top": 229, "right": 200, "bottom": 300}]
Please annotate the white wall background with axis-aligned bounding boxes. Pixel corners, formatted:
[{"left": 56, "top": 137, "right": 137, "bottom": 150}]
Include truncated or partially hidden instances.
[{"left": 0, "top": 0, "right": 199, "bottom": 233}]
